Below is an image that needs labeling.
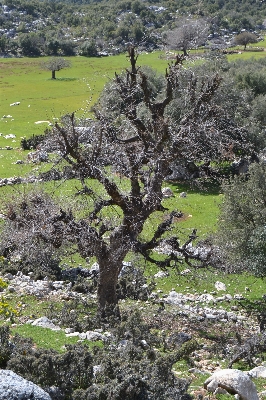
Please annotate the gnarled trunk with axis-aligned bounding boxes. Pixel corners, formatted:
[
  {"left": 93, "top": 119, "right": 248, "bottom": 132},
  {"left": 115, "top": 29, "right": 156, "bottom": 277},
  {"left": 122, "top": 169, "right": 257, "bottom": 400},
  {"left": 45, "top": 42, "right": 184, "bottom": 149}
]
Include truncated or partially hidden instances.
[{"left": 97, "top": 259, "right": 121, "bottom": 319}]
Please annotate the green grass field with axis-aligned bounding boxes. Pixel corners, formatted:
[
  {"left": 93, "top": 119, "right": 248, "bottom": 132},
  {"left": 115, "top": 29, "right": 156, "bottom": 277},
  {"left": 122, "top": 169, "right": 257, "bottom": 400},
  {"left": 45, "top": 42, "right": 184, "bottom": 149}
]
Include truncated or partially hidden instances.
[
  {"left": 0, "top": 52, "right": 168, "bottom": 177},
  {"left": 0, "top": 52, "right": 167, "bottom": 143}
]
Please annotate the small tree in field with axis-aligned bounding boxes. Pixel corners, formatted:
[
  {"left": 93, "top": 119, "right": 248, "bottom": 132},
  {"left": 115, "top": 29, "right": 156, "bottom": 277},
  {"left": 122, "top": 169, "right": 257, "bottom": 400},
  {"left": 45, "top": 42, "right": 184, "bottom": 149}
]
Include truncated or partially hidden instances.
[
  {"left": 234, "top": 32, "right": 258, "bottom": 50},
  {"left": 3, "top": 48, "right": 249, "bottom": 319},
  {"left": 41, "top": 57, "right": 71, "bottom": 79},
  {"left": 166, "top": 19, "right": 209, "bottom": 56}
]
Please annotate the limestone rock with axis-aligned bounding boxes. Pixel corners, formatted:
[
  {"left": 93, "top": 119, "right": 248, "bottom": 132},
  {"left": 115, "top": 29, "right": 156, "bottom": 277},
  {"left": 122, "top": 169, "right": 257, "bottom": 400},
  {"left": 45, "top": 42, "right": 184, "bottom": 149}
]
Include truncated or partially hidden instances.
[
  {"left": 0, "top": 369, "right": 51, "bottom": 400},
  {"left": 31, "top": 316, "right": 61, "bottom": 331},
  {"left": 162, "top": 187, "right": 174, "bottom": 198},
  {"left": 248, "top": 366, "right": 266, "bottom": 378},
  {"left": 215, "top": 281, "right": 227, "bottom": 291},
  {"left": 204, "top": 369, "right": 259, "bottom": 400}
]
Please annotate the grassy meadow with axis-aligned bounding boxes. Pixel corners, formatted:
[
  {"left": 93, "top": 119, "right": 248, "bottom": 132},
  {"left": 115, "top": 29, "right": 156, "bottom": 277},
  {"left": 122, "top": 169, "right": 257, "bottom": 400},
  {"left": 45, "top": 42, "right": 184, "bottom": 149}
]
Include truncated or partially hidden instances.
[
  {"left": 0, "top": 52, "right": 168, "bottom": 177},
  {"left": 0, "top": 47, "right": 265, "bottom": 180},
  {"left": 0, "top": 52, "right": 167, "bottom": 141}
]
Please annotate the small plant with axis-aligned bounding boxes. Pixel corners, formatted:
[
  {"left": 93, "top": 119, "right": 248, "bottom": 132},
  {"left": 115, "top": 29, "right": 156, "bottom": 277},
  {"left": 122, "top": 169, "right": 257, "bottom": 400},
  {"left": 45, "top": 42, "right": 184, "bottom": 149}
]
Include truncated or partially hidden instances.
[
  {"left": 0, "top": 277, "right": 8, "bottom": 290},
  {"left": 20, "top": 133, "right": 47, "bottom": 150},
  {"left": 0, "top": 295, "right": 19, "bottom": 322}
]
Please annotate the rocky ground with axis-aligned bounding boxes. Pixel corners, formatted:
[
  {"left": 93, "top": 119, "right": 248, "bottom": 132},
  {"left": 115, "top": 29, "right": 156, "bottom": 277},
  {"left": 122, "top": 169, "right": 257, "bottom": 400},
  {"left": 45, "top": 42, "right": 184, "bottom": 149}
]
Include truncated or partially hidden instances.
[{"left": 1, "top": 268, "right": 266, "bottom": 399}]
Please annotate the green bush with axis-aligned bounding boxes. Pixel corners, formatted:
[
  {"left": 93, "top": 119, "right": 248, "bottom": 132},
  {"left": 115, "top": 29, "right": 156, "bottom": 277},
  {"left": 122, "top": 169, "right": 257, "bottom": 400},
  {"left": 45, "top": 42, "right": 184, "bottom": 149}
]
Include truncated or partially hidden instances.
[
  {"left": 1, "top": 311, "right": 194, "bottom": 399},
  {"left": 216, "top": 162, "right": 266, "bottom": 276}
]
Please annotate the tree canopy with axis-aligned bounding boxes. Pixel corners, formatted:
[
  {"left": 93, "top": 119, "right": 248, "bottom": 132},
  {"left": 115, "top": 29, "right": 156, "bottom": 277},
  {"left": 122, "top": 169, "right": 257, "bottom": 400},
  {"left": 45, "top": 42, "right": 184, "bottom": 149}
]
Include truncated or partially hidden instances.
[
  {"left": 41, "top": 57, "right": 71, "bottom": 79},
  {"left": 166, "top": 19, "right": 209, "bottom": 56},
  {"left": 234, "top": 31, "right": 258, "bottom": 49}
]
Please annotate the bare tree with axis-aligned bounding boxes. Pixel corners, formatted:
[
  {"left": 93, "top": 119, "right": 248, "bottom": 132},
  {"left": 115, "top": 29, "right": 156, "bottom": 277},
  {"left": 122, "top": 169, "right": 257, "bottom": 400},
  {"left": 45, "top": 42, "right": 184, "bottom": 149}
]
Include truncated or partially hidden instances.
[
  {"left": 41, "top": 57, "right": 71, "bottom": 79},
  {"left": 166, "top": 19, "right": 209, "bottom": 56},
  {"left": 234, "top": 32, "right": 258, "bottom": 50},
  {"left": 4, "top": 48, "right": 250, "bottom": 319}
]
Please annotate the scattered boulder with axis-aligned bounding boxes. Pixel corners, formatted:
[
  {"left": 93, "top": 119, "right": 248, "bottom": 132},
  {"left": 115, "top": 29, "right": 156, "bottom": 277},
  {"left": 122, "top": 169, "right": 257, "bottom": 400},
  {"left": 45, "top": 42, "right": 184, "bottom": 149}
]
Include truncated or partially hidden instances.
[
  {"left": 0, "top": 369, "right": 51, "bottom": 400},
  {"left": 89, "top": 262, "right": 99, "bottom": 276},
  {"left": 30, "top": 316, "right": 61, "bottom": 331},
  {"left": 154, "top": 271, "right": 169, "bottom": 278},
  {"left": 162, "top": 187, "right": 174, "bottom": 198},
  {"left": 204, "top": 369, "right": 259, "bottom": 400},
  {"left": 84, "top": 331, "right": 105, "bottom": 341},
  {"left": 215, "top": 281, "right": 227, "bottom": 291},
  {"left": 27, "top": 150, "right": 48, "bottom": 163},
  {"left": 248, "top": 366, "right": 266, "bottom": 378}
]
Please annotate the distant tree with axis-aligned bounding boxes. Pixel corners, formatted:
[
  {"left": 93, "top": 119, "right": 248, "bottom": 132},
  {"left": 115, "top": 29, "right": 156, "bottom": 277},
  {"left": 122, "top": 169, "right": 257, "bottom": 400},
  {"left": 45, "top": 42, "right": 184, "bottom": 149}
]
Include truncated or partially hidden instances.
[
  {"left": 41, "top": 57, "right": 71, "bottom": 79},
  {"left": 234, "top": 31, "right": 257, "bottom": 49},
  {"left": 59, "top": 40, "right": 76, "bottom": 56},
  {"left": 166, "top": 19, "right": 209, "bottom": 56},
  {"left": 80, "top": 40, "right": 98, "bottom": 57},
  {"left": 0, "top": 35, "right": 7, "bottom": 53},
  {"left": 19, "top": 32, "right": 44, "bottom": 56},
  {"left": 45, "top": 39, "right": 61, "bottom": 56}
]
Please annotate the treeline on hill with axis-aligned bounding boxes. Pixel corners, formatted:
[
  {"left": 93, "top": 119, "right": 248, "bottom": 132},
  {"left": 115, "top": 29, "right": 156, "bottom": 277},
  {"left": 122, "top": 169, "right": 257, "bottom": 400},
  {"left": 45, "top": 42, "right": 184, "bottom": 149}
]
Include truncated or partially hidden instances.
[{"left": 1, "top": 0, "right": 266, "bottom": 56}]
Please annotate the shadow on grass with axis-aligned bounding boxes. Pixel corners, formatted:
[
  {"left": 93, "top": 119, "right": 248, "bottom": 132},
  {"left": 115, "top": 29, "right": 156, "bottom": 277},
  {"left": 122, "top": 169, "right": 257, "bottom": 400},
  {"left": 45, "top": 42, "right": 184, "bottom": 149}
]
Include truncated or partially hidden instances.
[
  {"left": 169, "top": 180, "right": 221, "bottom": 196},
  {"left": 48, "top": 77, "right": 78, "bottom": 81}
]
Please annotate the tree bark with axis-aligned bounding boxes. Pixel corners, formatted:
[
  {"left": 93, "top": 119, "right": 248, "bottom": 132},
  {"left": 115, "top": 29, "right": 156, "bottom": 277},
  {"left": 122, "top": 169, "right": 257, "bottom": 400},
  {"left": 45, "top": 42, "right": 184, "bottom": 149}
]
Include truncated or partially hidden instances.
[
  {"left": 97, "top": 260, "right": 121, "bottom": 319},
  {"left": 52, "top": 70, "right": 56, "bottom": 79}
]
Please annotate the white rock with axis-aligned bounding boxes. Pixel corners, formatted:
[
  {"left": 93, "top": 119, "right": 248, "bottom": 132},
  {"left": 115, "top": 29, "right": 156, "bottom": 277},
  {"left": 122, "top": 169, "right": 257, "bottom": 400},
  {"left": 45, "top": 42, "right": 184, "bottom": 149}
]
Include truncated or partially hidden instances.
[
  {"left": 215, "top": 281, "right": 227, "bottom": 291},
  {"left": 154, "top": 271, "right": 169, "bottom": 278},
  {"left": 65, "top": 328, "right": 74, "bottom": 334},
  {"left": 0, "top": 370, "right": 51, "bottom": 400},
  {"left": 214, "top": 387, "right": 230, "bottom": 395},
  {"left": 204, "top": 369, "right": 259, "bottom": 400},
  {"left": 206, "top": 379, "right": 219, "bottom": 392},
  {"left": 85, "top": 331, "right": 104, "bottom": 341},
  {"left": 65, "top": 332, "right": 80, "bottom": 337},
  {"left": 4, "top": 273, "right": 14, "bottom": 281},
  {"left": 180, "top": 268, "right": 191, "bottom": 275},
  {"left": 162, "top": 187, "right": 174, "bottom": 198},
  {"left": 197, "top": 293, "right": 214, "bottom": 303},
  {"left": 248, "top": 366, "right": 266, "bottom": 378},
  {"left": 31, "top": 316, "right": 61, "bottom": 331},
  {"left": 79, "top": 332, "right": 87, "bottom": 340}
]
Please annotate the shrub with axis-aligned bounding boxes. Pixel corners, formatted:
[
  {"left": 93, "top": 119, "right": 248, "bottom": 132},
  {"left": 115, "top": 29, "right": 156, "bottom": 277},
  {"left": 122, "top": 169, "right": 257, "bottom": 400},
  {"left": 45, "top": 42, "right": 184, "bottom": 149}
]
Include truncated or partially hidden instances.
[
  {"left": 0, "top": 190, "right": 63, "bottom": 280},
  {"left": 0, "top": 310, "right": 194, "bottom": 399},
  {"left": 21, "top": 133, "right": 47, "bottom": 150},
  {"left": 216, "top": 162, "right": 266, "bottom": 276}
]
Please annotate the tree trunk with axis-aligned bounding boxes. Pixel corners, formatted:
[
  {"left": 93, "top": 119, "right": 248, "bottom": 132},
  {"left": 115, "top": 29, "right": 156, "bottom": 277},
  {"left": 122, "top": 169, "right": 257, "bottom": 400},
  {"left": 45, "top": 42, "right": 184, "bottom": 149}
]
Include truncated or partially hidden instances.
[
  {"left": 52, "top": 70, "right": 56, "bottom": 79},
  {"left": 183, "top": 48, "right": 188, "bottom": 56},
  {"left": 97, "top": 260, "right": 121, "bottom": 320}
]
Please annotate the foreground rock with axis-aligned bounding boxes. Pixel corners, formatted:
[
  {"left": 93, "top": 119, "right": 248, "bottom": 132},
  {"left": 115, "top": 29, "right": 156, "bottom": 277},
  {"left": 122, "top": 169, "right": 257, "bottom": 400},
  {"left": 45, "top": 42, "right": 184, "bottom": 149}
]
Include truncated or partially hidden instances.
[
  {"left": 0, "top": 370, "right": 52, "bottom": 400},
  {"left": 204, "top": 369, "right": 259, "bottom": 400}
]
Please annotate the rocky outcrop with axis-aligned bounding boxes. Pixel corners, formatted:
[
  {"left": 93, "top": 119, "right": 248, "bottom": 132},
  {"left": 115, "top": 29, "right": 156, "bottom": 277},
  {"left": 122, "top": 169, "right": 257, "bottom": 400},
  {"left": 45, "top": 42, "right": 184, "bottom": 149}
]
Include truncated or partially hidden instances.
[{"left": 0, "top": 370, "right": 51, "bottom": 400}]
